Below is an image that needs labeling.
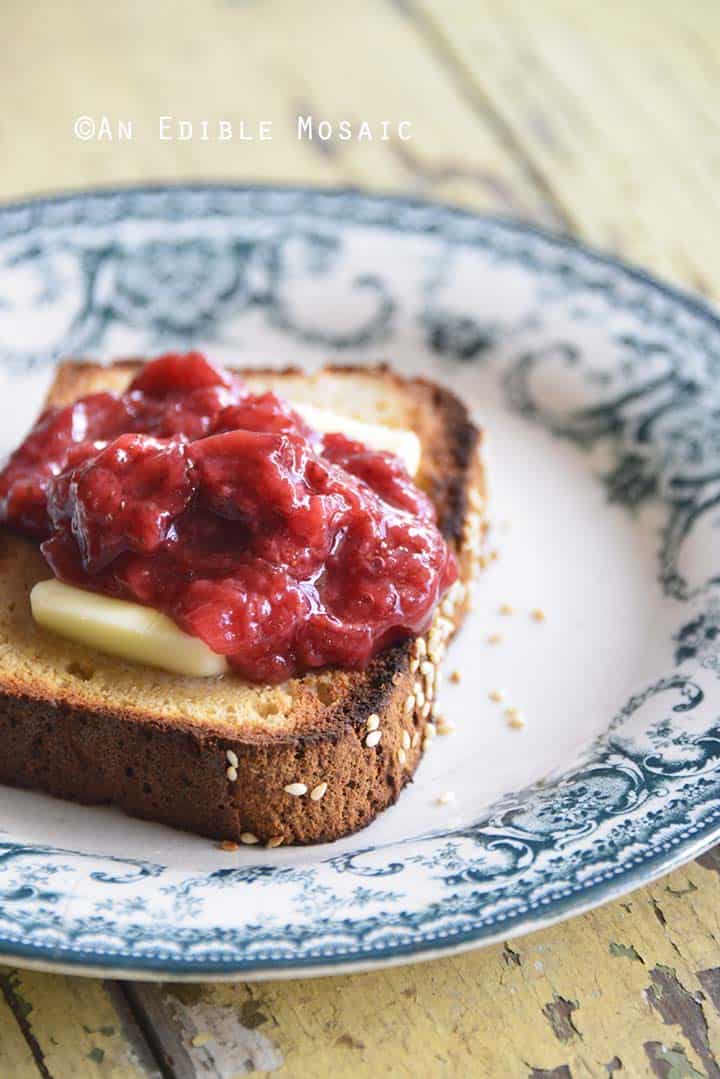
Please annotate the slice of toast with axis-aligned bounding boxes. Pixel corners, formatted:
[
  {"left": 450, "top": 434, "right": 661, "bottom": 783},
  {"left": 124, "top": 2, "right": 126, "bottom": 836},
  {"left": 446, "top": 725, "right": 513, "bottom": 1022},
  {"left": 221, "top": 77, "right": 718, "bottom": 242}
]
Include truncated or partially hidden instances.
[{"left": 0, "top": 361, "right": 484, "bottom": 845}]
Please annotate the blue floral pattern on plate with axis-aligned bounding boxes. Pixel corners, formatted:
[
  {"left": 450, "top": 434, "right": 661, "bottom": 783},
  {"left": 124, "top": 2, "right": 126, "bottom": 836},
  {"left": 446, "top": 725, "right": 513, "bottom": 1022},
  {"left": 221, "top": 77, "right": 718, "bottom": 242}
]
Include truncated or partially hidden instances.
[{"left": 0, "top": 186, "right": 719, "bottom": 978}]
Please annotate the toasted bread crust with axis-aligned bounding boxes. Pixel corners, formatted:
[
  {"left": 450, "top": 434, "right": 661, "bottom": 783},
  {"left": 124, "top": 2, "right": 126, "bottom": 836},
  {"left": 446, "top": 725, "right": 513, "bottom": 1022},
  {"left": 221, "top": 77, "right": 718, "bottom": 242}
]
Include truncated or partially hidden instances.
[{"left": 0, "top": 361, "right": 484, "bottom": 845}]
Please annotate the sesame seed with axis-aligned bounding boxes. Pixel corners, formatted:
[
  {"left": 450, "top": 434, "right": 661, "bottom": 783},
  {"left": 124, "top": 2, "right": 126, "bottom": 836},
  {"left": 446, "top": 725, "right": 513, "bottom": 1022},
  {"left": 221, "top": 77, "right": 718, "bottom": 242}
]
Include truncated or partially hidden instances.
[
  {"left": 402, "top": 729, "right": 411, "bottom": 750},
  {"left": 436, "top": 790, "right": 455, "bottom": 805},
  {"left": 489, "top": 689, "right": 504, "bottom": 702},
  {"left": 411, "top": 729, "right": 421, "bottom": 749},
  {"left": 366, "top": 713, "right": 380, "bottom": 731},
  {"left": 310, "top": 781, "right": 328, "bottom": 801},
  {"left": 420, "top": 700, "right": 432, "bottom": 719},
  {"left": 416, "top": 637, "right": 427, "bottom": 658},
  {"left": 284, "top": 782, "right": 308, "bottom": 797},
  {"left": 404, "top": 694, "right": 415, "bottom": 714},
  {"left": 489, "top": 549, "right": 500, "bottom": 561},
  {"left": 415, "top": 689, "right": 426, "bottom": 709},
  {"left": 425, "top": 721, "right": 437, "bottom": 739},
  {"left": 219, "top": 840, "right": 239, "bottom": 851},
  {"left": 410, "top": 658, "right": 419, "bottom": 674},
  {"left": 505, "top": 707, "right": 526, "bottom": 729},
  {"left": 420, "top": 660, "right": 434, "bottom": 678},
  {"left": 531, "top": 608, "right": 546, "bottom": 622},
  {"left": 422, "top": 737, "right": 433, "bottom": 752},
  {"left": 450, "top": 670, "right": 461, "bottom": 684},
  {"left": 226, "top": 749, "right": 239, "bottom": 768},
  {"left": 365, "top": 729, "right": 382, "bottom": 748},
  {"left": 226, "top": 766, "right": 238, "bottom": 782},
  {"left": 397, "top": 747, "right": 407, "bottom": 765},
  {"left": 413, "top": 681, "right": 422, "bottom": 696},
  {"left": 437, "top": 719, "right": 456, "bottom": 735},
  {"left": 266, "top": 835, "right": 284, "bottom": 848},
  {"left": 498, "top": 603, "right": 514, "bottom": 616},
  {"left": 391, "top": 672, "right": 403, "bottom": 685},
  {"left": 487, "top": 633, "right": 503, "bottom": 645},
  {"left": 240, "top": 832, "right": 259, "bottom": 845}
]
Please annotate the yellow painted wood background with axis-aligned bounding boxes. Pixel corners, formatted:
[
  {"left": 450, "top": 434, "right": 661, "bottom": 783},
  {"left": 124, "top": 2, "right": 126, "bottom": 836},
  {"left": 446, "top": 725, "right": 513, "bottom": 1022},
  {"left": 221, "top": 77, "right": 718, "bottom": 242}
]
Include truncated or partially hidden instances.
[{"left": 1, "top": 1, "right": 720, "bottom": 1075}]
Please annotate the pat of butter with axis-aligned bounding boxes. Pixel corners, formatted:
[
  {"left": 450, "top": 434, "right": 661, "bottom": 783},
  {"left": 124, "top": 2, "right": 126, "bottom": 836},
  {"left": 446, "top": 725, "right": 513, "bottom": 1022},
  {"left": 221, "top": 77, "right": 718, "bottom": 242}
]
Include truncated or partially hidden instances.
[
  {"left": 293, "top": 403, "right": 421, "bottom": 476},
  {"left": 31, "top": 579, "right": 228, "bottom": 677}
]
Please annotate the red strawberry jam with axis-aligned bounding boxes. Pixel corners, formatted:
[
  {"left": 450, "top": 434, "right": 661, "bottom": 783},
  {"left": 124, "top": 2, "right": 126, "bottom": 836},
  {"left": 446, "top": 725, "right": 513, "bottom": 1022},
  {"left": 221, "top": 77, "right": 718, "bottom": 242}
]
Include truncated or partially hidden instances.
[{"left": 0, "top": 353, "right": 457, "bottom": 682}]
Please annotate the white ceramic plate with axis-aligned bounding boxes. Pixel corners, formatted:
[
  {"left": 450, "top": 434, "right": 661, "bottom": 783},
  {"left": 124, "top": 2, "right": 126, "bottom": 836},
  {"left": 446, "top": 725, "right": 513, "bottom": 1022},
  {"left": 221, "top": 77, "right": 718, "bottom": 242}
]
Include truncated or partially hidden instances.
[{"left": 1, "top": 186, "right": 719, "bottom": 980}]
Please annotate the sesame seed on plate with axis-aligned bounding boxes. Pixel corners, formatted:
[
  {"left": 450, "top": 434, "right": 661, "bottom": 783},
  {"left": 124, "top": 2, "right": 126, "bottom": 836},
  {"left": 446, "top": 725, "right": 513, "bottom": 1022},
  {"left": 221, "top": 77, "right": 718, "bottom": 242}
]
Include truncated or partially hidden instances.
[
  {"left": 498, "top": 603, "right": 514, "bottom": 615},
  {"left": 531, "top": 608, "right": 547, "bottom": 622},
  {"left": 284, "top": 782, "right": 308, "bottom": 796},
  {"left": 449, "top": 670, "right": 461, "bottom": 684},
  {"left": 240, "top": 832, "right": 259, "bottom": 845},
  {"left": 489, "top": 689, "right": 504, "bottom": 702},
  {"left": 366, "top": 713, "right": 380, "bottom": 731},
  {"left": 266, "top": 835, "right": 284, "bottom": 848},
  {"left": 226, "top": 766, "right": 238, "bottom": 782},
  {"left": 437, "top": 718, "right": 455, "bottom": 735},
  {"left": 436, "top": 790, "right": 455, "bottom": 805},
  {"left": 365, "top": 729, "right": 382, "bottom": 748},
  {"left": 310, "top": 782, "right": 328, "bottom": 801},
  {"left": 219, "top": 840, "right": 239, "bottom": 851},
  {"left": 487, "top": 633, "right": 503, "bottom": 645},
  {"left": 226, "top": 749, "right": 239, "bottom": 768},
  {"left": 505, "top": 707, "right": 526, "bottom": 729}
]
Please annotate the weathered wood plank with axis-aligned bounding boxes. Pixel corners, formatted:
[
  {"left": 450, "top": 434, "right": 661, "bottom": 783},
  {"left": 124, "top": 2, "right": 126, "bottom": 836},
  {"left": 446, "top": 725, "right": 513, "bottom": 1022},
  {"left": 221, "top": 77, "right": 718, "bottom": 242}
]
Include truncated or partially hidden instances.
[
  {"left": 0, "top": 0, "right": 555, "bottom": 225},
  {"left": 0, "top": 967, "right": 162, "bottom": 1078},
  {"left": 0, "top": 976, "right": 41, "bottom": 1078},
  {"left": 412, "top": 0, "right": 720, "bottom": 295}
]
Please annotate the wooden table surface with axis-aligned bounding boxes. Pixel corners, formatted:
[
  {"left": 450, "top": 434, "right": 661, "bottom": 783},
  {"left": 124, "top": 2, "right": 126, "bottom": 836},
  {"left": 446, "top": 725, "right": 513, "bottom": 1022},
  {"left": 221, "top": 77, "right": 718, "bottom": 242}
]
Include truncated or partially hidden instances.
[{"left": 2, "top": 2, "right": 720, "bottom": 1075}]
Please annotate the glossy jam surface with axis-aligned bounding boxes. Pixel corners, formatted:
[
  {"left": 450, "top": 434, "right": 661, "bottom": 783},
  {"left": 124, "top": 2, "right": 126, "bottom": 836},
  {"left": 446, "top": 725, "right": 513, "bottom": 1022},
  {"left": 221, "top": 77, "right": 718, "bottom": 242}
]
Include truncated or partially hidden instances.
[{"left": 0, "top": 353, "right": 457, "bottom": 682}]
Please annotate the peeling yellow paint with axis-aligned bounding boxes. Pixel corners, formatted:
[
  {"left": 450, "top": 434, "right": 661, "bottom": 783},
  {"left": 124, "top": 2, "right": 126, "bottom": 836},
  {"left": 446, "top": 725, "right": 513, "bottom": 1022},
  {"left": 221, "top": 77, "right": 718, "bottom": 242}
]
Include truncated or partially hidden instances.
[
  {"left": 0, "top": 967, "right": 156, "bottom": 1078},
  {"left": 0, "top": 983, "right": 38, "bottom": 1077}
]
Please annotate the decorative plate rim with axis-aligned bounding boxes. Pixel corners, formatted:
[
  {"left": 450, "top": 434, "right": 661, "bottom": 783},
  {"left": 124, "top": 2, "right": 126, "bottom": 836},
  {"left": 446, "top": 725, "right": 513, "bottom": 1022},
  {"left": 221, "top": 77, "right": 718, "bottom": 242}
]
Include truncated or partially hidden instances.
[
  {"left": 0, "top": 822, "right": 717, "bottom": 980},
  {"left": 1, "top": 182, "right": 719, "bottom": 980}
]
